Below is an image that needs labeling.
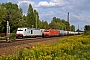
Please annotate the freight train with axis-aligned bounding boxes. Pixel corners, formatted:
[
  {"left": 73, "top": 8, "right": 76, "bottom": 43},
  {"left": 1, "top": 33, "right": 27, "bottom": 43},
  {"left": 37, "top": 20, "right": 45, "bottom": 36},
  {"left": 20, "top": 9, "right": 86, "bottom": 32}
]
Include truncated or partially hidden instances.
[{"left": 16, "top": 27, "right": 83, "bottom": 38}]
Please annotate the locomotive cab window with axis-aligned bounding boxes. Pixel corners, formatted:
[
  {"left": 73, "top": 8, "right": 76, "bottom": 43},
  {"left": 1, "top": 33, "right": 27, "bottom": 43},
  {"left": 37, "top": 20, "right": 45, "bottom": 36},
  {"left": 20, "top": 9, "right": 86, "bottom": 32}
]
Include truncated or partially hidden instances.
[
  {"left": 44, "top": 30, "right": 49, "bottom": 32},
  {"left": 31, "top": 30, "right": 33, "bottom": 34},
  {"left": 25, "top": 29, "right": 26, "bottom": 31},
  {"left": 18, "top": 30, "right": 23, "bottom": 31}
]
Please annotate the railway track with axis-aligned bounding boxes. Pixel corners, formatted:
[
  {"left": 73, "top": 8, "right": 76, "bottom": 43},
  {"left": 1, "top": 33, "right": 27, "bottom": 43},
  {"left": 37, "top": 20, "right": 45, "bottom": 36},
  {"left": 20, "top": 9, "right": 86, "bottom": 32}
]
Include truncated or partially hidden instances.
[{"left": 0, "top": 36, "right": 63, "bottom": 48}]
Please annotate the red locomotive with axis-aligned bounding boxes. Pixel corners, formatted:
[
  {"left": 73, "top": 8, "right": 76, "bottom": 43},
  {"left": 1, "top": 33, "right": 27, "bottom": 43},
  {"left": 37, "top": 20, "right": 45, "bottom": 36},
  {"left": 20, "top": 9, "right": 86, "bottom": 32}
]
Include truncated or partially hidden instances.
[{"left": 43, "top": 29, "right": 59, "bottom": 37}]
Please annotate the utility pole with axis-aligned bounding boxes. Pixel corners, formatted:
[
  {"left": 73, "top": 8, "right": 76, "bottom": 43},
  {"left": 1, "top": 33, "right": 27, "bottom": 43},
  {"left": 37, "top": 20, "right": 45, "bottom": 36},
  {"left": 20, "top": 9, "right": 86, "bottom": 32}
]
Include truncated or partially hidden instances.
[
  {"left": 67, "top": 12, "right": 69, "bottom": 23},
  {"left": 6, "top": 11, "right": 11, "bottom": 42},
  {"left": 67, "top": 12, "right": 70, "bottom": 35},
  {"left": 36, "top": 14, "right": 37, "bottom": 29},
  {"left": 78, "top": 24, "right": 79, "bottom": 34}
]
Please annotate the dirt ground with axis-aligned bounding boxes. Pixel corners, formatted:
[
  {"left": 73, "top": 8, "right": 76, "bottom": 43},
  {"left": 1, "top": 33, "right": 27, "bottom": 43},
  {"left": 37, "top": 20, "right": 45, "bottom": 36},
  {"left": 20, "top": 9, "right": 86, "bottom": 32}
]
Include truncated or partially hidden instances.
[{"left": 0, "top": 38, "right": 58, "bottom": 56}]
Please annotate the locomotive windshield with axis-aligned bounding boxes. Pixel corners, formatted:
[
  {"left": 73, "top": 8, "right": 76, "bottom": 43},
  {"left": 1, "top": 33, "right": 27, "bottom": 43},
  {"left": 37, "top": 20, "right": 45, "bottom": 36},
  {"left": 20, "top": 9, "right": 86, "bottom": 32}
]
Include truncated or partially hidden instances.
[
  {"left": 44, "top": 30, "right": 49, "bottom": 32},
  {"left": 18, "top": 30, "right": 23, "bottom": 31}
]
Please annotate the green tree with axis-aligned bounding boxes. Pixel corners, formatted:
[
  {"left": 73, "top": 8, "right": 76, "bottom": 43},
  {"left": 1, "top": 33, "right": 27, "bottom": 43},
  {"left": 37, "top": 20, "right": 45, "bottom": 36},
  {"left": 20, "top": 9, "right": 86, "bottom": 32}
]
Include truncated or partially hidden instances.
[
  {"left": 70, "top": 25, "right": 75, "bottom": 31},
  {"left": 84, "top": 25, "right": 90, "bottom": 35},
  {"left": 1, "top": 2, "right": 23, "bottom": 32},
  {"left": 27, "top": 4, "right": 35, "bottom": 27},
  {"left": 33, "top": 9, "right": 40, "bottom": 28},
  {"left": 42, "top": 20, "right": 49, "bottom": 29},
  {"left": 49, "top": 17, "right": 68, "bottom": 30},
  {"left": 0, "top": 3, "right": 7, "bottom": 33},
  {"left": 84, "top": 25, "right": 90, "bottom": 31},
  {"left": 7, "top": 3, "right": 23, "bottom": 32},
  {"left": 49, "top": 21, "right": 56, "bottom": 29},
  {"left": 22, "top": 15, "right": 27, "bottom": 27},
  {"left": 61, "top": 19, "right": 67, "bottom": 30},
  {"left": 37, "top": 19, "right": 42, "bottom": 28},
  {"left": 44, "top": 21, "right": 49, "bottom": 28},
  {"left": 27, "top": 4, "right": 42, "bottom": 28},
  {"left": 66, "top": 22, "right": 70, "bottom": 31}
]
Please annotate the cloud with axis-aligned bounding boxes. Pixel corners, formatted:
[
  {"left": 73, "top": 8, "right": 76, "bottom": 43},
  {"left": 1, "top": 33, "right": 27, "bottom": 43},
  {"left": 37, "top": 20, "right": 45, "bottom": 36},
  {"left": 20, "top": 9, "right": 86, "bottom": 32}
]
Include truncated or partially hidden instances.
[
  {"left": 70, "top": 14, "right": 90, "bottom": 30},
  {"left": 73, "top": 0, "right": 90, "bottom": 10},
  {"left": 17, "top": 0, "right": 34, "bottom": 6},
  {"left": 9, "top": 0, "right": 29, "bottom": 3},
  {"left": 8, "top": 0, "right": 90, "bottom": 30},
  {"left": 17, "top": 0, "right": 35, "bottom": 15},
  {"left": 87, "top": 16, "right": 90, "bottom": 22},
  {"left": 40, "top": 11, "right": 55, "bottom": 22},
  {"left": 72, "top": 15, "right": 85, "bottom": 21},
  {"left": 37, "top": 0, "right": 68, "bottom": 8},
  {"left": 41, "top": 11, "right": 54, "bottom": 16},
  {"left": 69, "top": 0, "right": 90, "bottom": 13},
  {"left": 9, "top": 0, "right": 35, "bottom": 15}
]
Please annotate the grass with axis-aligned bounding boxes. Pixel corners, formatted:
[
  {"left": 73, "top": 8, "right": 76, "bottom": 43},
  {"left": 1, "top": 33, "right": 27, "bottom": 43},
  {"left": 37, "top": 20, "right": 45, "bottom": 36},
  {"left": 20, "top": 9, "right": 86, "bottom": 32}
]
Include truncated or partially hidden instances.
[
  {"left": 0, "top": 37, "right": 6, "bottom": 40},
  {"left": 0, "top": 33, "right": 16, "bottom": 41},
  {"left": 0, "top": 34, "right": 90, "bottom": 60}
]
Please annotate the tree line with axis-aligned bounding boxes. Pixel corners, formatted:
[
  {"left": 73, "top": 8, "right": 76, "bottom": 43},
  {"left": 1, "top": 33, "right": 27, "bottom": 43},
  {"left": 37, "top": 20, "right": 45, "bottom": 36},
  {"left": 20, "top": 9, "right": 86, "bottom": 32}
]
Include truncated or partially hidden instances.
[
  {"left": 0, "top": 2, "right": 75, "bottom": 33},
  {"left": 84, "top": 25, "right": 90, "bottom": 35}
]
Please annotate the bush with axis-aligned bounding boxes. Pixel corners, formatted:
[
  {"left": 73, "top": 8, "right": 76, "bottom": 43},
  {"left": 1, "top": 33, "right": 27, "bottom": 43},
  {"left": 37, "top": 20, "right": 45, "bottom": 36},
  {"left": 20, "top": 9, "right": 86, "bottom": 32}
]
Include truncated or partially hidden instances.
[
  {"left": 9, "top": 33, "right": 16, "bottom": 40},
  {"left": 84, "top": 31, "right": 90, "bottom": 35},
  {"left": 0, "top": 33, "right": 5, "bottom": 37}
]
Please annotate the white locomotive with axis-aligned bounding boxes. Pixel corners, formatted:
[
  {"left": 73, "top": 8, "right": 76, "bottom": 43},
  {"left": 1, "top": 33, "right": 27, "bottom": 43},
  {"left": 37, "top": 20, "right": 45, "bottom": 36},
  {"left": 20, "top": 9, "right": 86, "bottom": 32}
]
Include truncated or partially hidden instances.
[{"left": 16, "top": 27, "right": 44, "bottom": 38}]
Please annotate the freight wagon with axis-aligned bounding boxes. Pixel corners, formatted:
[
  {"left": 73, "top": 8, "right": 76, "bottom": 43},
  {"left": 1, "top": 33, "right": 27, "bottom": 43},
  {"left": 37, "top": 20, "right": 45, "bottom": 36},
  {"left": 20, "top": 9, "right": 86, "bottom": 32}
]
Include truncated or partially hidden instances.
[
  {"left": 58, "top": 30, "right": 65, "bottom": 36},
  {"left": 16, "top": 27, "right": 43, "bottom": 38}
]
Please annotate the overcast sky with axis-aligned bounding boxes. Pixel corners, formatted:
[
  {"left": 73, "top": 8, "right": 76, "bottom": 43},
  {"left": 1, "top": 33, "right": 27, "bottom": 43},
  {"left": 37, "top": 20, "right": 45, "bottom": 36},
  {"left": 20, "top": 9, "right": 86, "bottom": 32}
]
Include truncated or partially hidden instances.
[{"left": 1, "top": 0, "right": 90, "bottom": 30}]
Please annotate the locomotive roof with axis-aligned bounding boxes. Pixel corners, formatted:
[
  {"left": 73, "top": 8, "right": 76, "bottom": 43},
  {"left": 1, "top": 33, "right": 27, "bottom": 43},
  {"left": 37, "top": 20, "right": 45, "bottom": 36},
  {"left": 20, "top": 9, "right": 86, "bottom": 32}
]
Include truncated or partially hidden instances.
[
  {"left": 18, "top": 27, "right": 40, "bottom": 30},
  {"left": 27, "top": 28, "right": 40, "bottom": 30}
]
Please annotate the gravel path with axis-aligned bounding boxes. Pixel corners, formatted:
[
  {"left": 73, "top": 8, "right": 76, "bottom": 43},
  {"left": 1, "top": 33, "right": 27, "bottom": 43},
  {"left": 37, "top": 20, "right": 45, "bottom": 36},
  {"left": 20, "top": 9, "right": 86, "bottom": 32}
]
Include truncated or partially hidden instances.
[{"left": 0, "top": 37, "right": 63, "bottom": 56}]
